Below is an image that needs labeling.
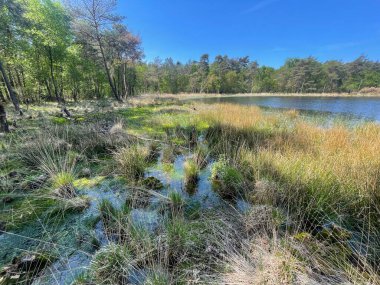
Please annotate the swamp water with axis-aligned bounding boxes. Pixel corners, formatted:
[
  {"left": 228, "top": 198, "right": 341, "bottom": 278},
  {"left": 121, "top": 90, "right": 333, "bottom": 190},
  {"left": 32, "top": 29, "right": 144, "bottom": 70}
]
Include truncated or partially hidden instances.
[{"left": 1, "top": 150, "right": 248, "bottom": 285}]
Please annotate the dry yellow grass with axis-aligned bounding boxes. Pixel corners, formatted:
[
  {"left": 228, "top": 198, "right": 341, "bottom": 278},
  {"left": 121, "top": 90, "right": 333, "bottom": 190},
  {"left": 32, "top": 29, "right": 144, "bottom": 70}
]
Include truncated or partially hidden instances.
[{"left": 200, "top": 103, "right": 380, "bottom": 235}]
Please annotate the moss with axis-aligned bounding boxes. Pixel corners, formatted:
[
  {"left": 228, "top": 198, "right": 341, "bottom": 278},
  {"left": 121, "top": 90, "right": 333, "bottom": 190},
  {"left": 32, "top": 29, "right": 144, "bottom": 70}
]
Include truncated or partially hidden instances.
[
  {"left": 51, "top": 116, "right": 69, "bottom": 125},
  {"left": 142, "top": 176, "right": 164, "bottom": 190},
  {"left": 0, "top": 193, "right": 57, "bottom": 230},
  {"left": 73, "top": 176, "right": 105, "bottom": 189},
  {"left": 294, "top": 232, "right": 312, "bottom": 242}
]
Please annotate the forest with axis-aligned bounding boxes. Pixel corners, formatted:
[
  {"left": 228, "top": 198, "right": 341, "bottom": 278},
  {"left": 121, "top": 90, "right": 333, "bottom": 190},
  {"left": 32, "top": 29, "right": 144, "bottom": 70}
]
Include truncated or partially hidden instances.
[{"left": 1, "top": 0, "right": 380, "bottom": 111}]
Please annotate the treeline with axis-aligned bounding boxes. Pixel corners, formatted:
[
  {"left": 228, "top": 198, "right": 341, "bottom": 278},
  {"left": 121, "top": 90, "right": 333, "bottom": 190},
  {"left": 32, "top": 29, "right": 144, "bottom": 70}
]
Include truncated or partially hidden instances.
[
  {"left": 1, "top": 0, "right": 142, "bottom": 113},
  {"left": 134, "top": 55, "right": 380, "bottom": 94},
  {"left": 1, "top": 0, "right": 380, "bottom": 117}
]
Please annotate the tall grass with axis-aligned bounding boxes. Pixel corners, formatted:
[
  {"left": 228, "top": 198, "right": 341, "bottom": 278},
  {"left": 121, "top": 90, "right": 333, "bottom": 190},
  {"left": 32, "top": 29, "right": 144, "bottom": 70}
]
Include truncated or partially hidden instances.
[{"left": 200, "top": 103, "right": 380, "bottom": 263}]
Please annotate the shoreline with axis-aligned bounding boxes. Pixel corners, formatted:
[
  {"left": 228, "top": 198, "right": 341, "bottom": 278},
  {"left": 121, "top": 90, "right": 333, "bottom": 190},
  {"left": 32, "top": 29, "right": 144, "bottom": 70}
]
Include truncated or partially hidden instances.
[{"left": 140, "top": 92, "right": 380, "bottom": 100}]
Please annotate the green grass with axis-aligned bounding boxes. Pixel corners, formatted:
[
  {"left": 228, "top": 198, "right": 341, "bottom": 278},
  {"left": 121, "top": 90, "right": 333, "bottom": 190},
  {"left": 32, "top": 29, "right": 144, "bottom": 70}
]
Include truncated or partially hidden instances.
[
  {"left": 2, "top": 99, "right": 380, "bottom": 284},
  {"left": 211, "top": 156, "right": 245, "bottom": 199},
  {"left": 114, "top": 144, "right": 149, "bottom": 181},
  {"left": 183, "top": 158, "right": 199, "bottom": 193}
]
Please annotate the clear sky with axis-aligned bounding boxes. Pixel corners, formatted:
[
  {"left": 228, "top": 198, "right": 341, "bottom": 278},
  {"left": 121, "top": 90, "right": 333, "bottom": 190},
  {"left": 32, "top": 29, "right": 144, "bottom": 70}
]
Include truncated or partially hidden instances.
[{"left": 117, "top": 0, "right": 380, "bottom": 67}]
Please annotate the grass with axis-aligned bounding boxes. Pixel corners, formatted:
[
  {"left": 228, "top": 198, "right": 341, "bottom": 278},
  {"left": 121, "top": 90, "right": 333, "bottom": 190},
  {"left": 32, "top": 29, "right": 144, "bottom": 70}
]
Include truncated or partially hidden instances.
[
  {"left": 90, "top": 243, "right": 133, "bottom": 284},
  {"left": 183, "top": 158, "right": 199, "bottom": 193},
  {"left": 1, "top": 98, "right": 380, "bottom": 284},
  {"left": 202, "top": 104, "right": 380, "bottom": 218},
  {"left": 211, "top": 155, "right": 245, "bottom": 199},
  {"left": 114, "top": 144, "right": 149, "bottom": 182}
]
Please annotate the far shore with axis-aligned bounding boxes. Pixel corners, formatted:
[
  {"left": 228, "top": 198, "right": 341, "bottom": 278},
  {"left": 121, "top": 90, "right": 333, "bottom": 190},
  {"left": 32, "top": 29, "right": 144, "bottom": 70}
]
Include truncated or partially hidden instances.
[{"left": 140, "top": 92, "right": 380, "bottom": 100}]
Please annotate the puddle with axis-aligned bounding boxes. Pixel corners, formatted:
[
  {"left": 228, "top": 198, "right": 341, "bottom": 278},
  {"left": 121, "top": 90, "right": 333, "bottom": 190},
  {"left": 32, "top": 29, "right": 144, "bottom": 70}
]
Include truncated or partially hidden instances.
[
  {"left": 145, "top": 152, "right": 222, "bottom": 209},
  {"left": 130, "top": 209, "right": 160, "bottom": 232},
  {"left": 31, "top": 179, "right": 128, "bottom": 285},
  {"left": 32, "top": 251, "right": 90, "bottom": 285}
]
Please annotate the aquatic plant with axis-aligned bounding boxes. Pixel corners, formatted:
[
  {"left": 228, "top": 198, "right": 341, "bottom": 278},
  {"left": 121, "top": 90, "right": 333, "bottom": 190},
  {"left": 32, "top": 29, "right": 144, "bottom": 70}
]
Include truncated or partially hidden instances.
[
  {"left": 114, "top": 144, "right": 149, "bottom": 181},
  {"left": 183, "top": 158, "right": 199, "bottom": 193},
  {"left": 161, "top": 144, "right": 176, "bottom": 163},
  {"left": 193, "top": 144, "right": 209, "bottom": 169},
  {"left": 168, "top": 191, "right": 185, "bottom": 215},
  {"left": 211, "top": 156, "right": 244, "bottom": 199},
  {"left": 90, "top": 243, "right": 133, "bottom": 284}
]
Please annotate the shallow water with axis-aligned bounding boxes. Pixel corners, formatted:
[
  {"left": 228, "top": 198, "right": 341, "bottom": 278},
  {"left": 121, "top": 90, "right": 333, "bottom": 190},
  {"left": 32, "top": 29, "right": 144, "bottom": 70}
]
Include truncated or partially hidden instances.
[
  {"left": 192, "top": 95, "right": 380, "bottom": 122},
  {"left": 145, "top": 151, "right": 222, "bottom": 209},
  {"left": 32, "top": 179, "right": 128, "bottom": 285},
  {"left": 4, "top": 150, "right": 240, "bottom": 285}
]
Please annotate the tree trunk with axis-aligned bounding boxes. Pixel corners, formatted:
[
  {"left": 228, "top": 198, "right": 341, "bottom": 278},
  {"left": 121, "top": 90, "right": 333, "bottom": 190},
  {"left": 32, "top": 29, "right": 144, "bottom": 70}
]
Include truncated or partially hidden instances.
[
  {"left": 0, "top": 102, "right": 9, "bottom": 132},
  {"left": 0, "top": 86, "right": 5, "bottom": 102},
  {"left": 0, "top": 60, "right": 22, "bottom": 115},
  {"left": 95, "top": 32, "right": 121, "bottom": 102},
  {"left": 15, "top": 68, "right": 25, "bottom": 101},
  {"left": 48, "top": 47, "right": 61, "bottom": 103},
  {"left": 48, "top": 48, "right": 71, "bottom": 117},
  {"left": 123, "top": 63, "right": 128, "bottom": 99},
  {"left": 45, "top": 79, "right": 53, "bottom": 99}
]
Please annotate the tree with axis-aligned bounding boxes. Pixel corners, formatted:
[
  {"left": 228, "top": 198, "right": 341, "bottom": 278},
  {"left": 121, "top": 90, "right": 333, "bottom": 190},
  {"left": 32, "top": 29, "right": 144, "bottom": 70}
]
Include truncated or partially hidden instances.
[
  {"left": 0, "top": 60, "right": 22, "bottom": 114},
  {"left": 25, "top": 0, "right": 73, "bottom": 115},
  {"left": 104, "top": 23, "right": 142, "bottom": 99},
  {"left": 0, "top": 102, "right": 9, "bottom": 132},
  {"left": 0, "top": 0, "right": 26, "bottom": 114},
  {"left": 69, "top": 0, "right": 140, "bottom": 101}
]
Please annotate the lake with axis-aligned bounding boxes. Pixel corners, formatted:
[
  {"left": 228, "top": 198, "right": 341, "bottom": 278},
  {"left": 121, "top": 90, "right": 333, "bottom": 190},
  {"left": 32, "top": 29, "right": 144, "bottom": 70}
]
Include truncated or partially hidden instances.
[{"left": 192, "top": 96, "right": 380, "bottom": 122}]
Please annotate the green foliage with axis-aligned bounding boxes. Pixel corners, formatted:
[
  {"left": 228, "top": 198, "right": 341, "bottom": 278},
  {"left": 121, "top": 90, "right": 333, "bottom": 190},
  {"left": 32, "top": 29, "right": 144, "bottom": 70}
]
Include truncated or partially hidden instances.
[
  {"left": 211, "top": 156, "right": 244, "bottom": 199},
  {"left": 51, "top": 171, "right": 74, "bottom": 189}
]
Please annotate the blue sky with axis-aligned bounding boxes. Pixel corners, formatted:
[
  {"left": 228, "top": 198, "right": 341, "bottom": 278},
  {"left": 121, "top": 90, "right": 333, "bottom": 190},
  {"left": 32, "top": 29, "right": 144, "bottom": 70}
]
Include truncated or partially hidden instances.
[{"left": 117, "top": 0, "right": 380, "bottom": 67}]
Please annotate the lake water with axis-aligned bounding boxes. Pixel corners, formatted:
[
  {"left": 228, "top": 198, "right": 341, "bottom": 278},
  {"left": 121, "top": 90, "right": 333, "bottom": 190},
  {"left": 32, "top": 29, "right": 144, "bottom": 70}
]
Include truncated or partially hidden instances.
[{"left": 192, "top": 96, "right": 380, "bottom": 122}]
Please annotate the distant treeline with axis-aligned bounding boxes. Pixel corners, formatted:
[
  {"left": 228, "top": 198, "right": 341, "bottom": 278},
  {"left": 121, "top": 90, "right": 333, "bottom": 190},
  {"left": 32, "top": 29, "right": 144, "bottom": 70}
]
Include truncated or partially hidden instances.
[
  {"left": 1, "top": 0, "right": 380, "bottom": 113},
  {"left": 134, "top": 55, "right": 380, "bottom": 94}
]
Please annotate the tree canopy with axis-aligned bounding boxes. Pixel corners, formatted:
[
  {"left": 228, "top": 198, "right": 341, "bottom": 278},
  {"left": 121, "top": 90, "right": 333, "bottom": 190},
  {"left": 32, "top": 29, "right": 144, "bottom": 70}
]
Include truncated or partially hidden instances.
[{"left": 0, "top": 0, "right": 379, "bottom": 116}]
